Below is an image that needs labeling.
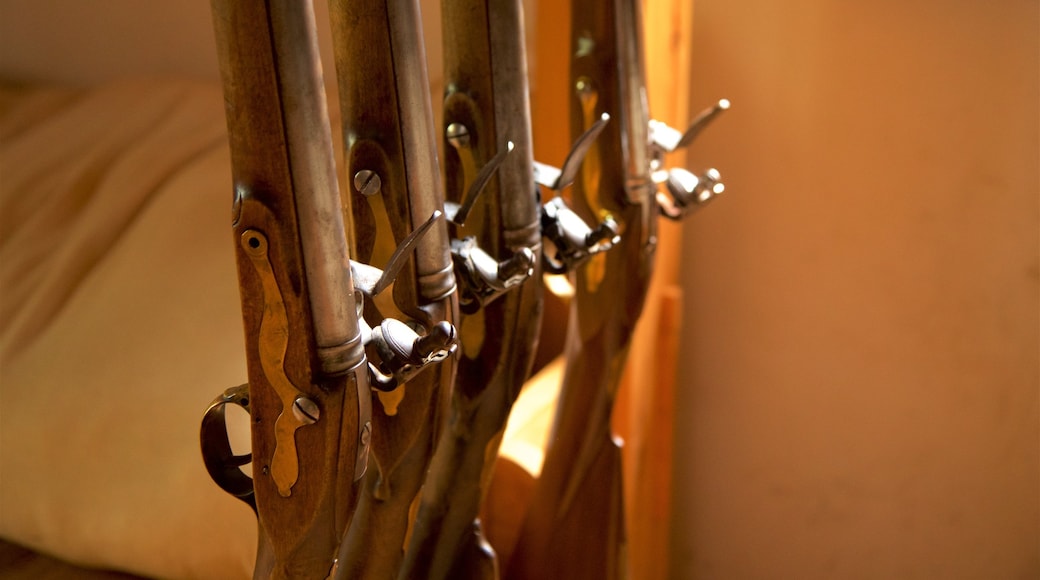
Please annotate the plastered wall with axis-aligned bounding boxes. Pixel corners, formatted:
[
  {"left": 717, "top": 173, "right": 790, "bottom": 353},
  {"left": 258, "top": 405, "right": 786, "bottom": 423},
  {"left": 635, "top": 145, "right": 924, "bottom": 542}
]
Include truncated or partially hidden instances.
[{"left": 672, "top": 1, "right": 1039, "bottom": 578}]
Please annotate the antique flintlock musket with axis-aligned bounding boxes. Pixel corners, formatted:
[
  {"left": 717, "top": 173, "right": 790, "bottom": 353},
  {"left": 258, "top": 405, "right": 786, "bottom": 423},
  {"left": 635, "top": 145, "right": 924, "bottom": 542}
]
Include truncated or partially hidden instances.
[
  {"left": 400, "top": 0, "right": 619, "bottom": 577},
  {"left": 396, "top": 0, "right": 542, "bottom": 577},
  {"left": 505, "top": 0, "right": 727, "bottom": 578},
  {"left": 327, "top": 0, "right": 461, "bottom": 577},
  {"left": 202, "top": 0, "right": 461, "bottom": 577},
  {"left": 201, "top": 1, "right": 372, "bottom": 577}
]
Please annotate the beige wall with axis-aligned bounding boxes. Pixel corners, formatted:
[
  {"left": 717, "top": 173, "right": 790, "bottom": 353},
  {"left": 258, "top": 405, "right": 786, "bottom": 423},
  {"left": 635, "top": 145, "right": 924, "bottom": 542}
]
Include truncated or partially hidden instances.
[
  {"left": 672, "top": 1, "right": 1039, "bottom": 578},
  {"left": 0, "top": 0, "right": 220, "bottom": 83},
  {"left": 0, "top": 0, "right": 445, "bottom": 90}
]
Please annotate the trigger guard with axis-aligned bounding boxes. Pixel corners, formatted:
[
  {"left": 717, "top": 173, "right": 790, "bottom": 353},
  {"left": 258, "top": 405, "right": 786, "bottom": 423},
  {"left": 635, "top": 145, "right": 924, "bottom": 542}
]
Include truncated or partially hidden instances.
[{"left": 200, "top": 384, "right": 257, "bottom": 514}]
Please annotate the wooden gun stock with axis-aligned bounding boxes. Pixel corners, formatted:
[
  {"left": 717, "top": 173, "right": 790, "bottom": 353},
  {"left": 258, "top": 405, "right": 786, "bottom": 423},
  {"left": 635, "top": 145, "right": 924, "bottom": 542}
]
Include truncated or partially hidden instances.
[
  {"left": 328, "top": 0, "right": 459, "bottom": 577},
  {"left": 206, "top": 0, "right": 370, "bottom": 577},
  {"left": 400, "top": 1, "right": 543, "bottom": 578},
  {"left": 507, "top": 0, "right": 726, "bottom": 578},
  {"left": 506, "top": 2, "right": 649, "bottom": 579}
]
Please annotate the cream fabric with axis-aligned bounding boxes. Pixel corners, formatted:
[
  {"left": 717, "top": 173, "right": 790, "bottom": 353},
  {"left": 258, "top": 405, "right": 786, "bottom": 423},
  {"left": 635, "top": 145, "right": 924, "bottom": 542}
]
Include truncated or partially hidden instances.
[{"left": 0, "top": 79, "right": 256, "bottom": 579}]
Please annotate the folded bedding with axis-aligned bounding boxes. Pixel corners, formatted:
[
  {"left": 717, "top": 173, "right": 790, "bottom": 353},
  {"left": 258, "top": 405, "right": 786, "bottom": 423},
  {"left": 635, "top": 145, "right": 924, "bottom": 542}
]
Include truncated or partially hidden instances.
[{"left": 0, "top": 78, "right": 256, "bottom": 579}]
